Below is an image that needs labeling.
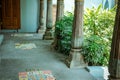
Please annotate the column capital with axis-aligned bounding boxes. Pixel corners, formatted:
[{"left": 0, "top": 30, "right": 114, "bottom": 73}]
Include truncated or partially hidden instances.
[
  {"left": 58, "top": 0, "right": 64, "bottom": 1},
  {"left": 75, "top": 0, "right": 84, "bottom": 2},
  {"left": 40, "top": 0, "right": 44, "bottom": 3},
  {"left": 57, "top": 0, "right": 64, "bottom": 3},
  {"left": 48, "top": 0, "right": 52, "bottom": 1}
]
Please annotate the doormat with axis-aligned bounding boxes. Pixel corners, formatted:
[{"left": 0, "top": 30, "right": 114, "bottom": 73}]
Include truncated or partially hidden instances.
[
  {"left": 15, "top": 43, "right": 37, "bottom": 50},
  {"left": 19, "top": 70, "right": 55, "bottom": 80}
]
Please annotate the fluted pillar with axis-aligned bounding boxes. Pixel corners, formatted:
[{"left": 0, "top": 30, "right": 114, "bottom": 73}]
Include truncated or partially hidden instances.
[
  {"left": 43, "top": 0, "right": 53, "bottom": 40},
  {"left": 52, "top": 0, "right": 64, "bottom": 49},
  {"left": 66, "top": 0, "right": 86, "bottom": 68},
  {"left": 38, "top": 0, "right": 46, "bottom": 33},
  {"left": 108, "top": 1, "right": 120, "bottom": 79}
]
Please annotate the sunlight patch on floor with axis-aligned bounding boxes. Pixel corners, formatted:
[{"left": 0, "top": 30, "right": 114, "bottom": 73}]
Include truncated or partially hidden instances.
[
  {"left": 11, "top": 33, "right": 34, "bottom": 37},
  {"left": 15, "top": 43, "right": 37, "bottom": 50},
  {"left": 11, "top": 33, "right": 44, "bottom": 39}
]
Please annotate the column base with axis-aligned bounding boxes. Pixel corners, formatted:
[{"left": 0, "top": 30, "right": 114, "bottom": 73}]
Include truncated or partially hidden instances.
[
  {"left": 37, "top": 25, "right": 46, "bottom": 33},
  {"left": 38, "top": 29, "right": 46, "bottom": 34},
  {"left": 43, "top": 29, "right": 54, "bottom": 40},
  {"left": 51, "top": 38, "right": 58, "bottom": 50},
  {"left": 65, "top": 48, "right": 87, "bottom": 68}
]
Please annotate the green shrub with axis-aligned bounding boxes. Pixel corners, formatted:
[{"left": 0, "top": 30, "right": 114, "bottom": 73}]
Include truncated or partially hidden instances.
[
  {"left": 83, "top": 5, "right": 116, "bottom": 66},
  {"left": 82, "top": 35, "right": 107, "bottom": 65},
  {"left": 55, "top": 12, "right": 73, "bottom": 55},
  {"left": 55, "top": 5, "right": 116, "bottom": 66}
]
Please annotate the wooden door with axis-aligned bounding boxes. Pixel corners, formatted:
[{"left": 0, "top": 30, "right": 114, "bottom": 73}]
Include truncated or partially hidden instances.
[{"left": 1, "top": 0, "right": 20, "bottom": 29}]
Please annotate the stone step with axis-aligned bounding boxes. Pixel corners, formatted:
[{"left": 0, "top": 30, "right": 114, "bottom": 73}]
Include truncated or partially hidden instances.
[
  {"left": 0, "top": 34, "right": 4, "bottom": 45},
  {"left": 86, "top": 66, "right": 109, "bottom": 80}
]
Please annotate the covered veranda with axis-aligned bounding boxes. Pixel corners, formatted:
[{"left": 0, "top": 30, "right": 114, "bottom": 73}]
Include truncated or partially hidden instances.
[{"left": 0, "top": 0, "right": 119, "bottom": 80}]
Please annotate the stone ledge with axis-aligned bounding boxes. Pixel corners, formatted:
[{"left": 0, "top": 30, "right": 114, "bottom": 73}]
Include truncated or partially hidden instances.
[{"left": 86, "top": 66, "right": 109, "bottom": 80}]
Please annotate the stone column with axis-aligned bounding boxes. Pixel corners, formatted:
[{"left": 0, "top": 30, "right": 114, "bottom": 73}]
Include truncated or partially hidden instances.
[
  {"left": 115, "top": 0, "right": 118, "bottom": 5},
  {"left": 38, "top": 0, "right": 46, "bottom": 33},
  {"left": 66, "top": 0, "right": 86, "bottom": 68},
  {"left": 56, "top": 0, "right": 64, "bottom": 21},
  {"left": 108, "top": 1, "right": 120, "bottom": 79},
  {"left": 52, "top": 0, "right": 64, "bottom": 49},
  {"left": 43, "top": 0, "right": 53, "bottom": 40}
]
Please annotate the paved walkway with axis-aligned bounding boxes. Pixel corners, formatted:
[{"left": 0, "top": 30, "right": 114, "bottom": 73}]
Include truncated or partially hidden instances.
[{"left": 0, "top": 33, "right": 96, "bottom": 80}]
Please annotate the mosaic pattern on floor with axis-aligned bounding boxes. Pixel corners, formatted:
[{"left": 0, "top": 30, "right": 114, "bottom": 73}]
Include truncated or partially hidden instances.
[{"left": 19, "top": 70, "right": 55, "bottom": 80}]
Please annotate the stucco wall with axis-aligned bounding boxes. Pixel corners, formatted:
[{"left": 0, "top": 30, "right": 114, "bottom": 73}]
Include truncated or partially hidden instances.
[{"left": 20, "top": 0, "right": 40, "bottom": 32}]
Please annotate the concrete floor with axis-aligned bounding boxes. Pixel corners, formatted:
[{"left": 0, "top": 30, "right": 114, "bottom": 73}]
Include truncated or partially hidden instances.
[{"left": 0, "top": 33, "right": 96, "bottom": 80}]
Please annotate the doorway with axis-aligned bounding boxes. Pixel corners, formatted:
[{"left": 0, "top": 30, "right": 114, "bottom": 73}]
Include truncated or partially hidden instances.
[{"left": 1, "top": 0, "right": 20, "bottom": 30}]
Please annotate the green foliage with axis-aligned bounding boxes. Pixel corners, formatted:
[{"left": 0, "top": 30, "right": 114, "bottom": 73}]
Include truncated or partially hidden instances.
[
  {"left": 84, "top": 5, "right": 115, "bottom": 37},
  {"left": 55, "top": 5, "right": 116, "bottom": 66},
  {"left": 83, "top": 5, "right": 116, "bottom": 66},
  {"left": 55, "top": 12, "right": 73, "bottom": 55},
  {"left": 83, "top": 35, "right": 107, "bottom": 65}
]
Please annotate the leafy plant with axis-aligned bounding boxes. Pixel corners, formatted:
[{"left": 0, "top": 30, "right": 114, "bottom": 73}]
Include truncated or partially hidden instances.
[
  {"left": 55, "top": 12, "right": 73, "bottom": 55},
  {"left": 82, "top": 35, "right": 106, "bottom": 65},
  {"left": 55, "top": 5, "right": 116, "bottom": 66},
  {"left": 83, "top": 5, "right": 116, "bottom": 66}
]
